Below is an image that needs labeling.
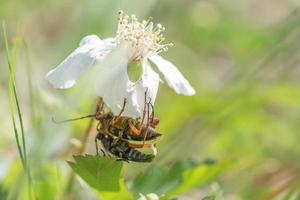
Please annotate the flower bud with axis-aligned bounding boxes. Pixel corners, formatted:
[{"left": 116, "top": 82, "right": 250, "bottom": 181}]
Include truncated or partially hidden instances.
[{"left": 127, "top": 59, "right": 143, "bottom": 82}]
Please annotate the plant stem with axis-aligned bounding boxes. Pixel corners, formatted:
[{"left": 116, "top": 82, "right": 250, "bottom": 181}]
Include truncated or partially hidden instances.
[
  {"left": 13, "top": 85, "right": 28, "bottom": 167},
  {"left": 3, "top": 22, "right": 33, "bottom": 200},
  {"left": 3, "top": 22, "right": 25, "bottom": 166}
]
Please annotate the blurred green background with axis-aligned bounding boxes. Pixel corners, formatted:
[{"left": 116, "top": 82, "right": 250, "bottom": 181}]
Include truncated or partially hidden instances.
[{"left": 1, "top": 0, "right": 300, "bottom": 199}]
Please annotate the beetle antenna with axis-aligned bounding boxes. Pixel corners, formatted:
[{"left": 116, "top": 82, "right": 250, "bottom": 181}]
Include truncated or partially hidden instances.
[
  {"left": 148, "top": 101, "right": 155, "bottom": 121},
  {"left": 52, "top": 114, "right": 96, "bottom": 124}
]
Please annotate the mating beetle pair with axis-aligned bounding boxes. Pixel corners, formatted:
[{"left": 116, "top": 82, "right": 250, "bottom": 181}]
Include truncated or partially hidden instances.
[
  {"left": 94, "top": 90, "right": 162, "bottom": 162},
  {"left": 54, "top": 90, "right": 162, "bottom": 162}
]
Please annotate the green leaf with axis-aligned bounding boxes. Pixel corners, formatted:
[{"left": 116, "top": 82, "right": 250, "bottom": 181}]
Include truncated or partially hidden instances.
[
  {"left": 166, "top": 161, "right": 230, "bottom": 197},
  {"left": 130, "top": 160, "right": 196, "bottom": 198},
  {"left": 68, "top": 155, "right": 133, "bottom": 200},
  {"left": 68, "top": 155, "right": 122, "bottom": 191},
  {"left": 202, "top": 196, "right": 216, "bottom": 200},
  {"left": 95, "top": 179, "right": 133, "bottom": 200},
  {"left": 130, "top": 160, "right": 227, "bottom": 198}
]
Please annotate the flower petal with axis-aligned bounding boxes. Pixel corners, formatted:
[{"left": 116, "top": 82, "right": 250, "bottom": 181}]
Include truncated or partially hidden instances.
[
  {"left": 149, "top": 54, "right": 196, "bottom": 95},
  {"left": 45, "top": 35, "right": 115, "bottom": 89},
  {"left": 93, "top": 43, "right": 137, "bottom": 116},
  {"left": 141, "top": 61, "right": 160, "bottom": 105},
  {"left": 93, "top": 46, "right": 160, "bottom": 118},
  {"left": 94, "top": 61, "right": 136, "bottom": 116},
  {"left": 79, "top": 35, "right": 102, "bottom": 46},
  {"left": 127, "top": 61, "right": 160, "bottom": 118}
]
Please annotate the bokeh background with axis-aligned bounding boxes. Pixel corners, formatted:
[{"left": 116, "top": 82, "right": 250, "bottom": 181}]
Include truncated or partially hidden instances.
[{"left": 1, "top": 0, "right": 300, "bottom": 199}]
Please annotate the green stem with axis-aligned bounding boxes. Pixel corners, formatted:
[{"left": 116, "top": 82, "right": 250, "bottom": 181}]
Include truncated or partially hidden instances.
[
  {"left": 3, "top": 22, "right": 25, "bottom": 166},
  {"left": 8, "top": 74, "right": 25, "bottom": 166},
  {"left": 13, "top": 84, "right": 28, "bottom": 166},
  {"left": 3, "top": 21, "right": 33, "bottom": 200}
]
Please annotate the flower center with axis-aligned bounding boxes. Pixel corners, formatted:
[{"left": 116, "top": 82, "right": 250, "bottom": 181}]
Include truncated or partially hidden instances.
[{"left": 116, "top": 10, "right": 173, "bottom": 61}]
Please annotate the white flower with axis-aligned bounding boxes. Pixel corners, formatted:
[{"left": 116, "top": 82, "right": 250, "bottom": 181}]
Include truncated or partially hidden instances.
[{"left": 46, "top": 11, "right": 195, "bottom": 117}]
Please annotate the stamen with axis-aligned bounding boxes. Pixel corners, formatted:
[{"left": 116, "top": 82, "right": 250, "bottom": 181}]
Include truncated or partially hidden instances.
[{"left": 116, "top": 10, "right": 173, "bottom": 60}]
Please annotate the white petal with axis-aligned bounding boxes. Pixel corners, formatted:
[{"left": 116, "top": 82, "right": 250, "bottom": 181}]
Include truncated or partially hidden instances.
[
  {"left": 149, "top": 54, "right": 196, "bottom": 95},
  {"left": 94, "top": 61, "right": 136, "bottom": 116},
  {"left": 93, "top": 43, "right": 138, "bottom": 116},
  {"left": 141, "top": 61, "right": 160, "bottom": 105},
  {"left": 93, "top": 42, "right": 160, "bottom": 118},
  {"left": 79, "top": 35, "right": 102, "bottom": 46},
  {"left": 102, "top": 37, "right": 117, "bottom": 50},
  {"left": 45, "top": 35, "right": 115, "bottom": 89},
  {"left": 127, "top": 61, "right": 160, "bottom": 118}
]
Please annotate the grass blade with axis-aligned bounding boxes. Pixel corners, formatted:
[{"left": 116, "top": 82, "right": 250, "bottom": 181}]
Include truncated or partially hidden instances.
[
  {"left": 2, "top": 22, "right": 25, "bottom": 167},
  {"left": 2, "top": 21, "right": 33, "bottom": 200}
]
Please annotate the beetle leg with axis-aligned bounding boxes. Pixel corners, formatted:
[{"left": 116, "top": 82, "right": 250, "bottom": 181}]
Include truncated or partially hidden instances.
[
  {"left": 148, "top": 102, "right": 160, "bottom": 128},
  {"left": 112, "top": 131, "right": 123, "bottom": 145},
  {"left": 128, "top": 119, "right": 141, "bottom": 135},
  {"left": 149, "top": 101, "right": 154, "bottom": 126},
  {"left": 118, "top": 98, "right": 127, "bottom": 117},
  {"left": 101, "top": 149, "right": 106, "bottom": 157},
  {"left": 95, "top": 137, "right": 99, "bottom": 155},
  {"left": 128, "top": 143, "right": 153, "bottom": 148},
  {"left": 112, "top": 98, "right": 127, "bottom": 125},
  {"left": 141, "top": 99, "right": 151, "bottom": 146},
  {"left": 116, "top": 158, "right": 130, "bottom": 163},
  {"left": 139, "top": 89, "right": 148, "bottom": 132}
]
